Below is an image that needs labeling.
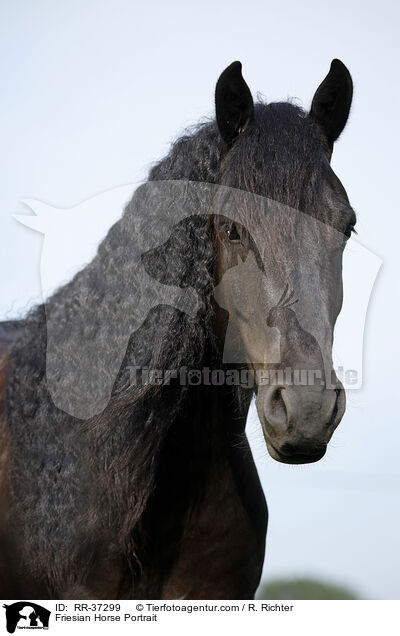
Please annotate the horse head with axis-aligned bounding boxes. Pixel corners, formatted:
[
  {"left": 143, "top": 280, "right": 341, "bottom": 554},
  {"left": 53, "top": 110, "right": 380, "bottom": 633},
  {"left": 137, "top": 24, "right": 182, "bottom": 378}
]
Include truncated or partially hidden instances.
[{"left": 213, "top": 60, "right": 355, "bottom": 463}]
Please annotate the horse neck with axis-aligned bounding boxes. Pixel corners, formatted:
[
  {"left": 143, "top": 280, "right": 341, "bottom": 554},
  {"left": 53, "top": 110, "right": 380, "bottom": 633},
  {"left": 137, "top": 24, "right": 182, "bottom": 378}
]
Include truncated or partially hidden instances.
[{"left": 128, "top": 365, "right": 252, "bottom": 589}]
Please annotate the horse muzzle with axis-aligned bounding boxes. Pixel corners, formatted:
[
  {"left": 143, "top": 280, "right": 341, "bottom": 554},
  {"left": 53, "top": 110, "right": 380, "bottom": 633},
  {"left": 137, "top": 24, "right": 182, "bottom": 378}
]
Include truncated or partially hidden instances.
[{"left": 255, "top": 381, "right": 346, "bottom": 464}]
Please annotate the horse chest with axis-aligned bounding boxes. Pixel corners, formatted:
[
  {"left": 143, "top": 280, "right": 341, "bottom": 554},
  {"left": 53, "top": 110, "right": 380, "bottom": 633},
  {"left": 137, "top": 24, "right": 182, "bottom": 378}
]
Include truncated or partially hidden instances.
[{"left": 158, "top": 458, "right": 265, "bottom": 600}]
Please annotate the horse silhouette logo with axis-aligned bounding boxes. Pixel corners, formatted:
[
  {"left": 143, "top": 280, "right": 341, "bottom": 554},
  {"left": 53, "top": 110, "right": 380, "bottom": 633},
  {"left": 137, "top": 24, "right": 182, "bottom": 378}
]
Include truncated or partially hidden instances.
[
  {"left": 15, "top": 183, "right": 203, "bottom": 419},
  {"left": 14, "top": 181, "right": 382, "bottom": 416},
  {"left": 3, "top": 602, "right": 50, "bottom": 633}
]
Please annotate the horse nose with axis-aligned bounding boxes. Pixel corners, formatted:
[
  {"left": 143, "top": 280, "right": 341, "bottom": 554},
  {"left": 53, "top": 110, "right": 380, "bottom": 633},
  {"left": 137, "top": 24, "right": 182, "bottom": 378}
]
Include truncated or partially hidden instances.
[
  {"left": 256, "top": 382, "right": 346, "bottom": 462},
  {"left": 259, "top": 383, "right": 345, "bottom": 430}
]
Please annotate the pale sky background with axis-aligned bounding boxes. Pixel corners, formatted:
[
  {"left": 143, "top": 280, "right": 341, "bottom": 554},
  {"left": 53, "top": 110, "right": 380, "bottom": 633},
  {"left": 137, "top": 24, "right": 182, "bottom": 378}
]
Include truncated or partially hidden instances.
[{"left": 1, "top": 0, "right": 400, "bottom": 599}]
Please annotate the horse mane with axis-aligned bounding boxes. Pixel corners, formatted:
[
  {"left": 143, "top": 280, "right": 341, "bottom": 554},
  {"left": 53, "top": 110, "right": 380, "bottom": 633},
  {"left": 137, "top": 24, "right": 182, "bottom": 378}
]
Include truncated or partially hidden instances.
[
  {"left": 6, "top": 100, "right": 325, "bottom": 593},
  {"left": 149, "top": 102, "right": 324, "bottom": 208}
]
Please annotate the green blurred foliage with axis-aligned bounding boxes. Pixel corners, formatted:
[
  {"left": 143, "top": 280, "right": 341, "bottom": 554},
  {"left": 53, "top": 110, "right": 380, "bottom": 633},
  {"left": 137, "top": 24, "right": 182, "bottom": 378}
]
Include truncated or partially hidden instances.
[{"left": 256, "top": 577, "right": 357, "bottom": 600}]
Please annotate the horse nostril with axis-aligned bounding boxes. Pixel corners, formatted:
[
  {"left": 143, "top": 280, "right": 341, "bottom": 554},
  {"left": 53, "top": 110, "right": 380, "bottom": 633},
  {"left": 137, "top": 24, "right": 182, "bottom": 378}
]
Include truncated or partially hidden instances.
[
  {"left": 271, "top": 386, "right": 282, "bottom": 411},
  {"left": 330, "top": 385, "right": 346, "bottom": 428},
  {"left": 265, "top": 386, "right": 288, "bottom": 427}
]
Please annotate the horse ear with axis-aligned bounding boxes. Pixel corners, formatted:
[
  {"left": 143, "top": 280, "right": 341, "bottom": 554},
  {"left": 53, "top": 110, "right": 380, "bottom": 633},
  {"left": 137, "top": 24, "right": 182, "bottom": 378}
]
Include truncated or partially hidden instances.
[
  {"left": 310, "top": 59, "right": 353, "bottom": 149},
  {"left": 215, "top": 61, "right": 254, "bottom": 147}
]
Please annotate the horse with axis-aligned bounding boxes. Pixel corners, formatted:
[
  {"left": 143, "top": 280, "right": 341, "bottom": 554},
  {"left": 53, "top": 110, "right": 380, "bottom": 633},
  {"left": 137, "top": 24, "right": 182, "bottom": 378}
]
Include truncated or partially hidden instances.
[{"left": 0, "top": 59, "right": 355, "bottom": 599}]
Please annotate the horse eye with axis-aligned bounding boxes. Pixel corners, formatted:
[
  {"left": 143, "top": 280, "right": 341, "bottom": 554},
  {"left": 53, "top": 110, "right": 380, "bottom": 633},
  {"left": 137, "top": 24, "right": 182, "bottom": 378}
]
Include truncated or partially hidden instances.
[{"left": 226, "top": 223, "right": 240, "bottom": 241}]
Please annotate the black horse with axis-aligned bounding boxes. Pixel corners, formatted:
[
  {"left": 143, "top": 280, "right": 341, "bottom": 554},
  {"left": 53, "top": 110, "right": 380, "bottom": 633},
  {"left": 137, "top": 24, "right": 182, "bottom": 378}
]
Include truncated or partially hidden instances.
[{"left": 0, "top": 59, "right": 355, "bottom": 598}]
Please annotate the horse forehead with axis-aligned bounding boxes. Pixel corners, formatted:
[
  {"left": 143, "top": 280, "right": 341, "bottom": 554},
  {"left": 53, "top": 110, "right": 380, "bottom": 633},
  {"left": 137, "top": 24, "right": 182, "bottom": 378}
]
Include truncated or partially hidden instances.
[{"left": 244, "top": 201, "right": 341, "bottom": 268}]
